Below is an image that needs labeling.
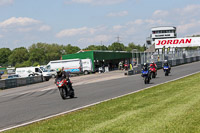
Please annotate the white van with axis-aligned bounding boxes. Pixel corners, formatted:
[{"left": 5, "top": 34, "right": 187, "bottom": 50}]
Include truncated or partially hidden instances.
[
  {"left": 15, "top": 67, "right": 52, "bottom": 81},
  {"left": 81, "top": 59, "right": 93, "bottom": 74},
  {"left": 46, "top": 59, "right": 82, "bottom": 74},
  {"left": 46, "top": 58, "right": 93, "bottom": 74}
]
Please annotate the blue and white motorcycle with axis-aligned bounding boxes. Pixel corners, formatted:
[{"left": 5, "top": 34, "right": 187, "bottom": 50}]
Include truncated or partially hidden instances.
[
  {"left": 163, "top": 66, "right": 169, "bottom": 76},
  {"left": 142, "top": 70, "right": 151, "bottom": 84}
]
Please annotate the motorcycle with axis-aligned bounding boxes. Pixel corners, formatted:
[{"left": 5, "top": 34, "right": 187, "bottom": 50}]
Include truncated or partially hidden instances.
[
  {"left": 142, "top": 70, "right": 150, "bottom": 84},
  {"left": 150, "top": 67, "right": 157, "bottom": 78},
  {"left": 56, "top": 77, "right": 75, "bottom": 99},
  {"left": 163, "top": 66, "right": 169, "bottom": 76}
]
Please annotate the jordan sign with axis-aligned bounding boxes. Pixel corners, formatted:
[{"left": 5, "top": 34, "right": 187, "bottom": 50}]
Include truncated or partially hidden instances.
[{"left": 155, "top": 37, "right": 200, "bottom": 49}]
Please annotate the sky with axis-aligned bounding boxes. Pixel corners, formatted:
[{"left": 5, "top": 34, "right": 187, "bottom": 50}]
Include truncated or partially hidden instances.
[{"left": 0, "top": 0, "right": 200, "bottom": 49}]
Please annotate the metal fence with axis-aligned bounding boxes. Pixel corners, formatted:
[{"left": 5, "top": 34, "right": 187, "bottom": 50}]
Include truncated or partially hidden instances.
[
  {"left": 128, "top": 49, "right": 200, "bottom": 75},
  {"left": 133, "top": 49, "right": 200, "bottom": 65}
]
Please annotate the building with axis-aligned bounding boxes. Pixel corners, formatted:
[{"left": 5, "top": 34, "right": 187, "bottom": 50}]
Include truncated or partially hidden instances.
[
  {"left": 62, "top": 50, "right": 134, "bottom": 71},
  {"left": 146, "top": 26, "right": 177, "bottom": 46}
]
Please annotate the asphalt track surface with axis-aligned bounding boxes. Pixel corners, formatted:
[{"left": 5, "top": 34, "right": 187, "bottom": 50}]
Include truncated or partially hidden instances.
[{"left": 0, "top": 61, "right": 200, "bottom": 131}]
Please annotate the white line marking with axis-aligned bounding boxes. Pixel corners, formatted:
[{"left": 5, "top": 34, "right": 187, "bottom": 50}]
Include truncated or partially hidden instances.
[{"left": 1, "top": 71, "right": 200, "bottom": 132}]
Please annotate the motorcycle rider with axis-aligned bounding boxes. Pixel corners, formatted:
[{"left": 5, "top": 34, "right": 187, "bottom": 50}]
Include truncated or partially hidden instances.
[
  {"left": 163, "top": 60, "right": 171, "bottom": 73},
  {"left": 55, "top": 68, "right": 74, "bottom": 91},
  {"left": 149, "top": 61, "right": 157, "bottom": 77},
  {"left": 150, "top": 61, "right": 157, "bottom": 69},
  {"left": 141, "top": 63, "right": 150, "bottom": 78}
]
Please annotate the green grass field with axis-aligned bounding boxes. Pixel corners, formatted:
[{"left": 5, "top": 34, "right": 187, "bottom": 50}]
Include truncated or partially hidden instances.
[{"left": 4, "top": 73, "right": 200, "bottom": 133}]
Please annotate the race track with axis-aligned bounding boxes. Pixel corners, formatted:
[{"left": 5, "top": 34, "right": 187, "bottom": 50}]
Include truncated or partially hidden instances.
[{"left": 0, "top": 61, "right": 200, "bottom": 131}]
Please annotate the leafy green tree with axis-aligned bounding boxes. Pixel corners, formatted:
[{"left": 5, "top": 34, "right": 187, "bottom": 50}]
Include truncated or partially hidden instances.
[
  {"left": 96, "top": 45, "right": 108, "bottom": 50},
  {"left": 33, "top": 62, "right": 40, "bottom": 66},
  {"left": 45, "top": 43, "right": 63, "bottom": 62},
  {"left": 126, "top": 43, "right": 146, "bottom": 52},
  {"left": 63, "top": 44, "right": 80, "bottom": 54},
  {"left": 108, "top": 42, "right": 126, "bottom": 51},
  {"left": 29, "top": 43, "right": 66, "bottom": 65},
  {"left": 0, "top": 48, "right": 12, "bottom": 66},
  {"left": 29, "top": 43, "right": 47, "bottom": 65},
  {"left": 8, "top": 47, "right": 29, "bottom": 66},
  {"left": 15, "top": 60, "right": 32, "bottom": 68},
  {"left": 83, "top": 45, "right": 98, "bottom": 50},
  {"left": 83, "top": 45, "right": 108, "bottom": 51}
]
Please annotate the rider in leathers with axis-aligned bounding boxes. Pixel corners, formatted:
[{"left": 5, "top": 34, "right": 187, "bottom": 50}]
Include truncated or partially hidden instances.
[
  {"left": 141, "top": 63, "right": 151, "bottom": 78},
  {"left": 149, "top": 61, "right": 157, "bottom": 77},
  {"left": 55, "top": 68, "right": 74, "bottom": 91},
  {"left": 163, "top": 60, "right": 171, "bottom": 73}
]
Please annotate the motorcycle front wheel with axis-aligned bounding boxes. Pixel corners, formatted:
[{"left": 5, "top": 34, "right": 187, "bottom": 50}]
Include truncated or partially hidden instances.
[
  {"left": 59, "top": 87, "right": 67, "bottom": 100},
  {"left": 165, "top": 71, "right": 169, "bottom": 76}
]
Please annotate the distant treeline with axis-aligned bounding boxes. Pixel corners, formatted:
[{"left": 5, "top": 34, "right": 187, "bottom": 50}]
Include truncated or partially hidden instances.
[{"left": 0, "top": 42, "right": 146, "bottom": 68}]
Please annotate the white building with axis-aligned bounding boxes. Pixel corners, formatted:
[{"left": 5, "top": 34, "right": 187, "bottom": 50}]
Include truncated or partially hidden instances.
[{"left": 146, "top": 26, "right": 177, "bottom": 47}]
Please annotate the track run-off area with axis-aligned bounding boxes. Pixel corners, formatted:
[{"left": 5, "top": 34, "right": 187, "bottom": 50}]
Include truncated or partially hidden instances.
[{"left": 0, "top": 61, "right": 200, "bottom": 132}]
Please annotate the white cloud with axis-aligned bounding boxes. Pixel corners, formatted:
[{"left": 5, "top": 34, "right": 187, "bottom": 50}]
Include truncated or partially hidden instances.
[
  {"left": 78, "top": 35, "right": 112, "bottom": 44},
  {"left": 153, "top": 10, "right": 169, "bottom": 17},
  {"left": 0, "top": 0, "right": 13, "bottom": 6},
  {"left": 144, "top": 19, "right": 169, "bottom": 26},
  {"left": 0, "top": 17, "right": 51, "bottom": 33},
  {"left": 39, "top": 25, "right": 51, "bottom": 31},
  {"left": 182, "top": 5, "right": 200, "bottom": 13},
  {"left": 107, "top": 11, "right": 128, "bottom": 17},
  {"left": 177, "top": 21, "right": 200, "bottom": 34},
  {"left": 126, "top": 19, "right": 144, "bottom": 25},
  {"left": 113, "top": 25, "right": 124, "bottom": 31},
  {"left": 56, "top": 26, "right": 105, "bottom": 38},
  {"left": 0, "top": 17, "right": 40, "bottom": 28},
  {"left": 17, "top": 27, "right": 33, "bottom": 32},
  {"left": 65, "top": 0, "right": 126, "bottom": 5}
]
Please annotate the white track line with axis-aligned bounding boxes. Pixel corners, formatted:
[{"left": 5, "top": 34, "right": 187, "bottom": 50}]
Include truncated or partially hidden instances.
[{"left": 0, "top": 71, "right": 200, "bottom": 132}]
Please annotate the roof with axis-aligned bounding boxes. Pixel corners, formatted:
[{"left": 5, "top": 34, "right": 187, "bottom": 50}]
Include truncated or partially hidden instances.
[{"left": 151, "top": 26, "right": 176, "bottom": 31}]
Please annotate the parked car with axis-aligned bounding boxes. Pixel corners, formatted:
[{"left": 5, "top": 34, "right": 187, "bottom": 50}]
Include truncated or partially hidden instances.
[
  {"left": 47, "top": 69, "right": 57, "bottom": 78},
  {"left": 7, "top": 74, "right": 20, "bottom": 79}
]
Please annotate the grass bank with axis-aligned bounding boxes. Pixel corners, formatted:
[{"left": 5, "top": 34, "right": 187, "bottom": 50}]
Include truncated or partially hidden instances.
[{"left": 4, "top": 73, "right": 200, "bottom": 133}]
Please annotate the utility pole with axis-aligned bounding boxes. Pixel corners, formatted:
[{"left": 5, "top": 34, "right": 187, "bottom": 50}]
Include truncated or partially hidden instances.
[{"left": 116, "top": 35, "right": 120, "bottom": 43}]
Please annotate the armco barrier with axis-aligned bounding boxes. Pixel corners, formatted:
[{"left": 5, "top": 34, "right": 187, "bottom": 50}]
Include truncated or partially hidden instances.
[
  {"left": 0, "top": 80, "right": 6, "bottom": 89},
  {"left": 176, "top": 59, "right": 181, "bottom": 66},
  {"left": 5, "top": 79, "right": 17, "bottom": 88},
  {"left": 187, "top": 58, "right": 191, "bottom": 63},
  {"left": 172, "top": 60, "right": 176, "bottom": 66},
  {"left": 156, "top": 61, "right": 163, "bottom": 69},
  {"left": 190, "top": 57, "right": 194, "bottom": 62},
  {"left": 0, "top": 76, "right": 43, "bottom": 90},
  {"left": 180, "top": 59, "right": 184, "bottom": 64},
  {"left": 197, "top": 56, "right": 200, "bottom": 61},
  {"left": 193, "top": 57, "right": 197, "bottom": 62},
  {"left": 17, "top": 78, "right": 27, "bottom": 86},
  {"left": 184, "top": 58, "right": 187, "bottom": 64}
]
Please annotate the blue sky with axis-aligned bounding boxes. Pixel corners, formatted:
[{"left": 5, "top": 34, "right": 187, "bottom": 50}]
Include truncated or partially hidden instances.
[{"left": 0, "top": 0, "right": 200, "bottom": 49}]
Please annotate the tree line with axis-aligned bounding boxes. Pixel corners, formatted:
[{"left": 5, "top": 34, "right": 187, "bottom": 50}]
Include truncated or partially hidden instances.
[{"left": 0, "top": 42, "right": 146, "bottom": 68}]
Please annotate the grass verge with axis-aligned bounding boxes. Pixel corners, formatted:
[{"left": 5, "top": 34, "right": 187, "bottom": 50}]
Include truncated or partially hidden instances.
[{"left": 4, "top": 73, "right": 200, "bottom": 133}]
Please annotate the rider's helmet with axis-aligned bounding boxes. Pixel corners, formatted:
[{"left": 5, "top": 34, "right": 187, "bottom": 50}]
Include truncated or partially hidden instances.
[
  {"left": 164, "top": 60, "right": 168, "bottom": 63},
  {"left": 144, "top": 63, "right": 147, "bottom": 67},
  {"left": 56, "top": 68, "right": 62, "bottom": 76},
  {"left": 151, "top": 61, "right": 155, "bottom": 64}
]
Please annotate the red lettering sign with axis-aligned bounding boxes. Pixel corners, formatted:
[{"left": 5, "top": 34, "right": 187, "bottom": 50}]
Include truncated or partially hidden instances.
[
  {"left": 173, "top": 40, "right": 179, "bottom": 44},
  {"left": 179, "top": 39, "right": 185, "bottom": 44},
  {"left": 186, "top": 39, "right": 192, "bottom": 43}
]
